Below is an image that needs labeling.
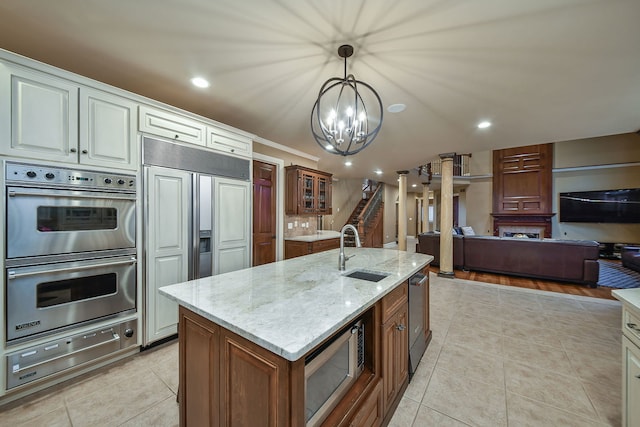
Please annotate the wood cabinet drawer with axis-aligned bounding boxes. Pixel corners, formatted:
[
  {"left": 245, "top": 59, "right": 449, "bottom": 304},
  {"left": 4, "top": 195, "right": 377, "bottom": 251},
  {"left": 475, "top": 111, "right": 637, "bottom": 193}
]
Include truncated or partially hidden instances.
[
  {"left": 312, "top": 238, "right": 339, "bottom": 253},
  {"left": 348, "top": 379, "right": 383, "bottom": 427},
  {"left": 381, "top": 283, "right": 408, "bottom": 323},
  {"left": 623, "top": 307, "right": 640, "bottom": 349}
]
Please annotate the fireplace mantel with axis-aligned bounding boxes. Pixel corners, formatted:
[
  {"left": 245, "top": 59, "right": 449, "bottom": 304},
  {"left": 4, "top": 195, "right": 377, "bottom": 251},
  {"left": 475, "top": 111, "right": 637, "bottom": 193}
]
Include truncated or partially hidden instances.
[{"left": 491, "top": 213, "right": 555, "bottom": 238}]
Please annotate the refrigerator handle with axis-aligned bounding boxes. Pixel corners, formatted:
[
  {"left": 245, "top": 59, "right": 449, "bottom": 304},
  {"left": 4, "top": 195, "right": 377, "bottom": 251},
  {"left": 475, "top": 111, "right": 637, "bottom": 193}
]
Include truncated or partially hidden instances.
[{"left": 190, "top": 173, "right": 200, "bottom": 280}]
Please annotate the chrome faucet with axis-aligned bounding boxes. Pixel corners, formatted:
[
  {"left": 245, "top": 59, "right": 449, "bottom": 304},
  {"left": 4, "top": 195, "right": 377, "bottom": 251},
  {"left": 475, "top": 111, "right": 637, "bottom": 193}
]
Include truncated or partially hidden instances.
[{"left": 339, "top": 224, "right": 362, "bottom": 271}]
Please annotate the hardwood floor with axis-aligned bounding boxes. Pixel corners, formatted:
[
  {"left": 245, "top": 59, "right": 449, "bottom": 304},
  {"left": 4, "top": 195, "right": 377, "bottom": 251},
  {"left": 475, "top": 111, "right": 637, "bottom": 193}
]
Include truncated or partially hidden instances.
[{"left": 430, "top": 267, "right": 616, "bottom": 300}]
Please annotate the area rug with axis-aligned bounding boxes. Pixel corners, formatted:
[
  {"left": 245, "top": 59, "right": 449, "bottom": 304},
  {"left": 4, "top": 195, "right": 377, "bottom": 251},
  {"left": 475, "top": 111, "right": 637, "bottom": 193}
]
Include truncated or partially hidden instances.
[{"left": 598, "top": 260, "right": 640, "bottom": 289}]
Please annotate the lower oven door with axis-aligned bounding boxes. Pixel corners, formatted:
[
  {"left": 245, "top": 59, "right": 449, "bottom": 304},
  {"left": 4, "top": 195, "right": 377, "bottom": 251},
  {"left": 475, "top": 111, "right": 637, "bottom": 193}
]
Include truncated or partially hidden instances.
[
  {"left": 6, "top": 186, "right": 136, "bottom": 259},
  {"left": 6, "top": 256, "right": 137, "bottom": 342}
]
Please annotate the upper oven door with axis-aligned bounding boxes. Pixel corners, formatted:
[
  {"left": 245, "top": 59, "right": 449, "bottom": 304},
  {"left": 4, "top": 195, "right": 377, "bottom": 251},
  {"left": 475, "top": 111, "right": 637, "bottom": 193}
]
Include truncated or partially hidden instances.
[{"left": 6, "top": 187, "right": 136, "bottom": 259}]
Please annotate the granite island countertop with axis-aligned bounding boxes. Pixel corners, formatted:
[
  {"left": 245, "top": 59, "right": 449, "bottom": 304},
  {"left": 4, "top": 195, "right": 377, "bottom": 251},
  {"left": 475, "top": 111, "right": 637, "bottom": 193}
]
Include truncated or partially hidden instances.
[
  {"left": 160, "top": 248, "right": 432, "bottom": 361},
  {"left": 284, "top": 230, "right": 341, "bottom": 242}
]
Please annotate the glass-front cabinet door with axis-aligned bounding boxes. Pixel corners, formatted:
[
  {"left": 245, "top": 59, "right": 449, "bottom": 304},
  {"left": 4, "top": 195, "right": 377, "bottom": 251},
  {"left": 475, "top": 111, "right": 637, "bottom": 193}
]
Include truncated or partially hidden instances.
[
  {"left": 317, "top": 175, "right": 330, "bottom": 213},
  {"left": 301, "top": 172, "right": 316, "bottom": 213}
]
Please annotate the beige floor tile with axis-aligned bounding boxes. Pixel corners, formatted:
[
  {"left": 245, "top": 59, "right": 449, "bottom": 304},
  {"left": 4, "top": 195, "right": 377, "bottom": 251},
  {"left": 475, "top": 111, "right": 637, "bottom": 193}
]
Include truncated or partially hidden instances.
[
  {"left": 146, "top": 344, "right": 179, "bottom": 394},
  {"left": 448, "top": 312, "right": 503, "bottom": 335},
  {"left": 501, "top": 320, "right": 563, "bottom": 348},
  {"left": 388, "top": 396, "right": 419, "bottom": 427},
  {"left": 506, "top": 393, "right": 604, "bottom": 427},
  {"left": 499, "top": 305, "right": 551, "bottom": 328},
  {"left": 120, "top": 395, "right": 179, "bottom": 427},
  {"left": 559, "top": 334, "right": 621, "bottom": 361},
  {"left": 537, "top": 294, "right": 588, "bottom": 313},
  {"left": 0, "top": 387, "right": 67, "bottom": 425},
  {"left": 14, "top": 406, "right": 71, "bottom": 427},
  {"left": 498, "top": 290, "right": 542, "bottom": 310},
  {"left": 582, "top": 379, "right": 622, "bottom": 426},
  {"left": 422, "top": 367, "right": 507, "bottom": 427},
  {"left": 413, "top": 404, "right": 471, "bottom": 426},
  {"left": 504, "top": 360, "right": 598, "bottom": 418},
  {"left": 66, "top": 369, "right": 174, "bottom": 427},
  {"left": 436, "top": 343, "right": 504, "bottom": 387},
  {"left": 566, "top": 350, "right": 622, "bottom": 390},
  {"left": 502, "top": 336, "right": 574, "bottom": 374},
  {"left": 445, "top": 323, "right": 503, "bottom": 356}
]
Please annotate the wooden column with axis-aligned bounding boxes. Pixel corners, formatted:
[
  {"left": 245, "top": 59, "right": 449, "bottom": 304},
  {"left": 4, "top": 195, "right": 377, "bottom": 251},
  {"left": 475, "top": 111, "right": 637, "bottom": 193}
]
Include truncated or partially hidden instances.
[
  {"left": 397, "top": 171, "right": 409, "bottom": 251},
  {"left": 439, "top": 153, "right": 455, "bottom": 278},
  {"left": 421, "top": 182, "right": 430, "bottom": 233}
]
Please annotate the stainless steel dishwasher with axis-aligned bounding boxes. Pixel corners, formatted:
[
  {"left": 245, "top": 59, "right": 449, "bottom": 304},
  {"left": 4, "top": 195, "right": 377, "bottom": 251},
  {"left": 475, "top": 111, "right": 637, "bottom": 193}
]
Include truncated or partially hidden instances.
[{"left": 408, "top": 272, "right": 428, "bottom": 377}]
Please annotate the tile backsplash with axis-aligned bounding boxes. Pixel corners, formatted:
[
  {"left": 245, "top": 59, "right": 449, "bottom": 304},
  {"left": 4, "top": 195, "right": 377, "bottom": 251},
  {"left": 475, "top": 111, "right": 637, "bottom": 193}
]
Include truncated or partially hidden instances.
[{"left": 284, "top": 215, "right": 318, "bottom": 238}]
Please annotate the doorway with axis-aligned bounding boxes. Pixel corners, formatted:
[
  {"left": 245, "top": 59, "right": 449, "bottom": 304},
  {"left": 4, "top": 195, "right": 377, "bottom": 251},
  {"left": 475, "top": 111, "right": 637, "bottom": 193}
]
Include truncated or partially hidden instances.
[{"left": 252, "top": 160, "right": 277, "bottom": 265}]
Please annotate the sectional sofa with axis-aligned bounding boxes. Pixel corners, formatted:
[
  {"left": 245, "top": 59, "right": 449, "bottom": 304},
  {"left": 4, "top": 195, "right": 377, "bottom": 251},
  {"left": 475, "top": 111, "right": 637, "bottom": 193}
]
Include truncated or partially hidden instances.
[{"left": 417, "top": 232, "right": 600, "bottom": 287}]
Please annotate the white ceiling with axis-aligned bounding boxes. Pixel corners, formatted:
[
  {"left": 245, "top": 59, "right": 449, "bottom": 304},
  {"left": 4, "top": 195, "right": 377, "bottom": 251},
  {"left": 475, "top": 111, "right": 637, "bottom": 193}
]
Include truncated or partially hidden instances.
[{"left": 1, "top": 0, "right": 639, "bottom": 187}]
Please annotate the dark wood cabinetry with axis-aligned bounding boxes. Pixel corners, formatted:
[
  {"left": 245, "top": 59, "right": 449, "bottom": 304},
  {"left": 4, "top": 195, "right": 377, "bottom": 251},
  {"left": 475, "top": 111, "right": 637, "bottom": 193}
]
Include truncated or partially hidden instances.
[
  {"left": 179, "top": 306, "right": 304, "bottom": 426},
  {"left": 177, "top": 275, "right": 429, "bottom": 426},
  {"left": 286, "top": 165, "right": 332, "bottom": 215},
  {"left": 492, "top": 143, "right": 554, "bottom": 237},
  {"left": 380, "top": 283, "right": 409, "bottom": 414},
  {"left": 284, "top": 237, "right": 340, "bottom": 259}
]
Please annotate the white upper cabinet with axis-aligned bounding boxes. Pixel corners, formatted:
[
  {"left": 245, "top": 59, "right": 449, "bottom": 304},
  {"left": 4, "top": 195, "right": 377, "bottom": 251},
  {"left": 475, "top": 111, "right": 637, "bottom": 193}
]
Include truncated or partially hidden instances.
[
  {"left": 0, "top": 60, "right": 138, "bottom": 170},
  {"left": 208, "top": 126, "right": 252, "bottom": 159},
  {"left": 79, "top": 87, "right": 138, "bottom": 169},
  {"left": 139, "top": 105, "right": 207, "bottom": 146},
  {"left": 0, "top": 62, "right": 78, "bottom": 162}
]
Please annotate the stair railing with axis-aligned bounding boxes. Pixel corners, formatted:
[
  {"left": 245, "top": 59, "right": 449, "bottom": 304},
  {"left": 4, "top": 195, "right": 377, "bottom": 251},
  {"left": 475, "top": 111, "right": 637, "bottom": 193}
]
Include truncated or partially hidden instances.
[{"left": 356, "top": 183, "right": 384, "bottom": 237}]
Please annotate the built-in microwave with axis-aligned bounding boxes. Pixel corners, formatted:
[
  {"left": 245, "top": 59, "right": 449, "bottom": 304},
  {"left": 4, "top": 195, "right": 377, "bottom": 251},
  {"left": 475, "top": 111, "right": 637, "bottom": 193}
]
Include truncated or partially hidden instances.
[{"left": 304, "top": 319, "right": 365, "bottom": 427}]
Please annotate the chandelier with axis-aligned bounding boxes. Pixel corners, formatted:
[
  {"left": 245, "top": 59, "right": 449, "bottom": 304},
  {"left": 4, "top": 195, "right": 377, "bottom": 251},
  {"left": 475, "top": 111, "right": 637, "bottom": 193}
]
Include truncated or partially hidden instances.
[{"left": 311, "top": 44, "right": 383, "bottom": 156}]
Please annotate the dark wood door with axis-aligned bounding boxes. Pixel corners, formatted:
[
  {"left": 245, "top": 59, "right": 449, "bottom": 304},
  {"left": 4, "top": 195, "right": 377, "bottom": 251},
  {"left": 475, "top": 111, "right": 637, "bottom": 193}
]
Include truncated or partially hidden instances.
[{"left": 252, "top": 160, "right": 277, "bottom": 265}]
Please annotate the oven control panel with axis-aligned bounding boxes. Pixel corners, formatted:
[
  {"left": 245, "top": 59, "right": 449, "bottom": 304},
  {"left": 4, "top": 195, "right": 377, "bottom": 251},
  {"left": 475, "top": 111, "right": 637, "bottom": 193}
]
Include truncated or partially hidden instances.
[{"left": 5, "top": 162, "right": 136, "bottom": 191}]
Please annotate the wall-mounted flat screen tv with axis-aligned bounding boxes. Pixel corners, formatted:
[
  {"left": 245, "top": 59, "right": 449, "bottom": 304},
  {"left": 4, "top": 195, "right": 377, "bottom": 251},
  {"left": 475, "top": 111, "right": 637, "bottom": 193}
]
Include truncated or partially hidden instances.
[{"left": 559, "top": 188, "right": 640, "bottom": 223}]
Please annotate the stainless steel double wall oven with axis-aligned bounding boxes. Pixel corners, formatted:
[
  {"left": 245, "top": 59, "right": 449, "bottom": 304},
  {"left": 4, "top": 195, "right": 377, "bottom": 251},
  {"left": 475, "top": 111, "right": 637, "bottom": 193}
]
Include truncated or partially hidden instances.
[{"left": 4, "top": 162, "right": 138, "bottom": 389}]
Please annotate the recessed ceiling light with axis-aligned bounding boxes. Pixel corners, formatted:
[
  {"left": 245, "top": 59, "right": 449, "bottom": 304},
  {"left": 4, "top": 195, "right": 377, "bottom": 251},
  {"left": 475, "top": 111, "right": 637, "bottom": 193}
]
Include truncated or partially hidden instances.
[
  {"left": 191, "top": 77, "right": 210, "bottom": 88},
  {"left": 375, "top": 170, "right": 383, "bottom": 175},
  {"left": 477, "top": 120, "right": 491, "bottom": 129},
  {"left": 345, "top": 160, "right": 352, "bottom": 166},
  {"left": 387, "top": 104, "right": 406, "bottom": 113},
  {"left": 412, "top": 184, "right": 417, "bottom": 188}
]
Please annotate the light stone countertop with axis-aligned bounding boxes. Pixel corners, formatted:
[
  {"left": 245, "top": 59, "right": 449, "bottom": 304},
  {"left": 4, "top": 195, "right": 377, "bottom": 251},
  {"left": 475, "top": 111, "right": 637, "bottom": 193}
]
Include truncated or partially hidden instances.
[
  {"left": 284, "top": 230, "right": 341, "bottom": 242},
  {"left": 160, "top": 248, "right": 432, "bottom": 361},
  {"left": 612, "top": 288, "right": 640, "bottom": 312}
]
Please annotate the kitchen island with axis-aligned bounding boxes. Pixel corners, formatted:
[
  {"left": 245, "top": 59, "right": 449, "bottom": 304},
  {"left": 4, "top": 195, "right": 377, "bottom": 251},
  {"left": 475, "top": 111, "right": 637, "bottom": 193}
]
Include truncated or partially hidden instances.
[{"left": 160, "top": 247, "right": 432, "bottom": 426}]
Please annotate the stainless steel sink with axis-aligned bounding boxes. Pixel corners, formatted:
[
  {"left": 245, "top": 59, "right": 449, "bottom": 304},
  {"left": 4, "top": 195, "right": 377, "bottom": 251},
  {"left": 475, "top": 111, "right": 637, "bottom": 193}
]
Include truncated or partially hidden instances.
[{"left": 344, "top": 269, "right": 389, "bottom": 282}]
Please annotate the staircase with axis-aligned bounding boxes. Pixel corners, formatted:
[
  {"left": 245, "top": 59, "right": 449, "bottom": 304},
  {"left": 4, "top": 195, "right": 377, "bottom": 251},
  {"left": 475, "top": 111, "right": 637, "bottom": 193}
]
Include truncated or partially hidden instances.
[{"left": 343, "top": 182, "right": 384, "bottom": 247}]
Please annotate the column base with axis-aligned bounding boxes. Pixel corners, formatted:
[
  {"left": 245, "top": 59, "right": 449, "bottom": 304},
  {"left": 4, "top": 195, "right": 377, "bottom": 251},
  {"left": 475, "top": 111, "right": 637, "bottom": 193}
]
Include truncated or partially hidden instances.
[{"left": 437, "top": 271, "right": 455, "bottom": 279}]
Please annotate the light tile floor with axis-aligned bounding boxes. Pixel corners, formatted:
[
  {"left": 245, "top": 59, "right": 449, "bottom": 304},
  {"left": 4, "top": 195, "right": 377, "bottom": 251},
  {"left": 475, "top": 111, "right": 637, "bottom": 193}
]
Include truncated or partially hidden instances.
[{"left": 0, "top": 274, "right": 622, "bottom": 426}]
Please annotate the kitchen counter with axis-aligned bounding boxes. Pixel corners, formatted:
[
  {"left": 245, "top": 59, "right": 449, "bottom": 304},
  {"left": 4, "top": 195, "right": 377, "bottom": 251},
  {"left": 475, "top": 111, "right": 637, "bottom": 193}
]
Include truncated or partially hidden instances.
[
  {"left": 612, "top": 288, "right": 640, "bottom": 310},
  {"left": 160, "top": 247, "right": 432, "bottom": 360},
  {"left": 284, "top": 229, "right": 341, "bottom": 242}
]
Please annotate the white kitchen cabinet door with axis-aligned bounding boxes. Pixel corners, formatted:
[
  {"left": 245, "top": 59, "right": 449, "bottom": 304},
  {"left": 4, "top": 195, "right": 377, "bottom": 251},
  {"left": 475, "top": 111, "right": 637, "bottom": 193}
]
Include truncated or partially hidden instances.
[
  {"left": 0, "top": 61, "right": 78, "bottom": 162},
  {"left": 145, "top": 166, "right": 190, "bottom": 344},
  {"left": 624, "top": 336, "right": 640, "bottom": 427},
  {"left": 208, "top": 126, "right": 252, "bottom": 159},
  {"left": 79, "top": 88, "right": 138, "bottom": 170},
  {"left": 139, "top": 104, "right": 207, "bottom": 146},
  {"left": 215, "top": 178, "right": 250, "bottom": 274}
]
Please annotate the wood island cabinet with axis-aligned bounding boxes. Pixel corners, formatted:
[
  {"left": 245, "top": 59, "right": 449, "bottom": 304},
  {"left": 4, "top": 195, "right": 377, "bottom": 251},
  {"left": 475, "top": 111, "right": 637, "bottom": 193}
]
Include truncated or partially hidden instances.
[
  {"left": 285, "top": 165, "right": 332, "bottom": 215},
  {"left": 284, "top": 238, "right": 340, "bottom": 259},
  {"left": 380, "top": 283, "right": 409, "bottom": 414},
  {"left": 177, "top": 272, "right": 429, "bottom": 427}
]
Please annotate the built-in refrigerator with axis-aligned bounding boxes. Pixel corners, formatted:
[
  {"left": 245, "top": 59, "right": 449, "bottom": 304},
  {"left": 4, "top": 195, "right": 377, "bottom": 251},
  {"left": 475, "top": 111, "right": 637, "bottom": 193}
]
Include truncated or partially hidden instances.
[{"left": 142, "top": 136, "right": 251, "bottom": 345}]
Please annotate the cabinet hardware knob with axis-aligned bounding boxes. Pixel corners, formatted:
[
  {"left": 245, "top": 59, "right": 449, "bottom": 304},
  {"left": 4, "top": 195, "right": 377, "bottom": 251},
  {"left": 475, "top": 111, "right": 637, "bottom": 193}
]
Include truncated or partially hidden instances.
[
  {"left": 81, "top": 149, "right": 88, "bottom": 154},
  {"left": 627, "top": 323, "right": 639, "bottom": 330},
  {"left": 70, "top": 148, "right": 77, "bottom": 153},
  {"left": 175, "top": 134, "right": 179, "bottom": 139},
  {"left": 636, "top": 375, "right": 640, "bottom": 379},
  {"left": 396, "top": 324, "right": 406, "bottom": 331}
]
